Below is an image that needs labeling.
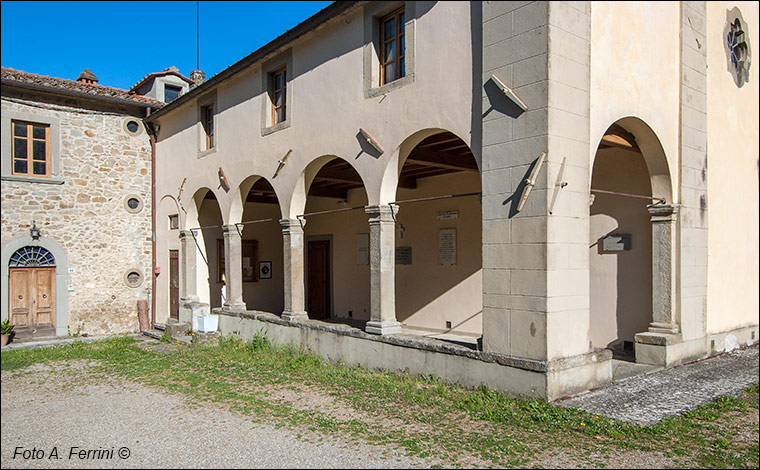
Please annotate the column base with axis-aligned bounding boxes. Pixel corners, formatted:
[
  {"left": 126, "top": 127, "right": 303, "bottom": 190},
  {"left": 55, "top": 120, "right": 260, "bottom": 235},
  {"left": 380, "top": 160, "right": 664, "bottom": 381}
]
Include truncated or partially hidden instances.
[
  {"left": 648, "top": 322, "right": 679, "bottom": 334},
  {"left": 365, "top": 320, "right": 402, "bottom": 335},
  {"left": 222, "top": 302, "right": 247, "bottom": 313},
  {"left": 282, "top": 311, "right": 308, "bottom": 322},
  {"left": 634, "top": 332, "right": 706, "bottom": 367}
]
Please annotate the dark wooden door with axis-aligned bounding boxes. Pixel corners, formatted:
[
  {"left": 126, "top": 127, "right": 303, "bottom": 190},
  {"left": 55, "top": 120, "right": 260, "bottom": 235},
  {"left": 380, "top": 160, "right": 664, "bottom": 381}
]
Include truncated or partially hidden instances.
[
  {"left": 9, "top": 267, "right": 55, "bottom": 329},
  {"left": 169, "top": 250, "right": 179, "bottom": 320},
  {"left": 307, "top": 240, "right": 330, "bottom": 320}
]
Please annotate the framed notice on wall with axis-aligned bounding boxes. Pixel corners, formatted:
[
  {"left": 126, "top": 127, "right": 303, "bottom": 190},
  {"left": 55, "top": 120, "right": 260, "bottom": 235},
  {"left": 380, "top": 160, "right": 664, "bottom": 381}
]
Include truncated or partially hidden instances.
[
  {"left": 439, "top": 228, "right": 456, "bottom": 265},
  {"left": 259, "top": 261, "right": 272, "bottom": 279}
]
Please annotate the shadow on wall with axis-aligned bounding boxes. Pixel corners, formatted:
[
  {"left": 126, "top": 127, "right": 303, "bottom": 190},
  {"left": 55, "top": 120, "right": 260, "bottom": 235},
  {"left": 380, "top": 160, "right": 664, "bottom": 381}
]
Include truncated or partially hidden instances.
[
  {"left": 589, "top": 148, "right": 653, "bottom": 350},
  {"left": 199, "top": 196, "right": 224, "bottom": 309}
]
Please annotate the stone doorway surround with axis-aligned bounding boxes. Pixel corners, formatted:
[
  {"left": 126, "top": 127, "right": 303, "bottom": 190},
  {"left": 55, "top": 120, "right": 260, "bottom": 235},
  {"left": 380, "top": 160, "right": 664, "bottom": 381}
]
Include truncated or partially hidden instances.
[{"left": 1, "top": 235, "right": 69, "bottom": 337}]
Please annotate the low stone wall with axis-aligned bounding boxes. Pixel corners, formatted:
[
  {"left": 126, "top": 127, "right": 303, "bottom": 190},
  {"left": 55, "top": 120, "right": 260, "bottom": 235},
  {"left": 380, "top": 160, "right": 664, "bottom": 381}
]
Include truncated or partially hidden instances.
[{"left": 215, "top": 309, "right": 613, "bottom": 401}]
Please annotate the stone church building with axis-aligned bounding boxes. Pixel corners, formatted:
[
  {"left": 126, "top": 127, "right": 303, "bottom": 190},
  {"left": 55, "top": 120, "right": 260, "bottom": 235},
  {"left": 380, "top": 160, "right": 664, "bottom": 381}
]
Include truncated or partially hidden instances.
[{"left": 3, "top": 1, "right": 758, "bottom": 400}]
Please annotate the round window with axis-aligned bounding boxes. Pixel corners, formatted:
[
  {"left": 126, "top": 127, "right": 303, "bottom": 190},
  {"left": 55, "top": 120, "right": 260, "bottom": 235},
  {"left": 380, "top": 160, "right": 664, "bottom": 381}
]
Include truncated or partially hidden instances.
[
  {"left": 123, "top": 118, "right": 144, "bottom": 136},
  {"left": 124, "top": 194, "right": 144, "bottom": 214},
  {"left": 123, "top": 269, "right": 143, "bottom": 288}
]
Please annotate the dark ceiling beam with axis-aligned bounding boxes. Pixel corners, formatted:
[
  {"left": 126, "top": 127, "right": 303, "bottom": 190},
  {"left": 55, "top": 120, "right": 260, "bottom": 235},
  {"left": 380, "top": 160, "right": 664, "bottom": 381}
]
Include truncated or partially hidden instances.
[
  {"left": 406, "top": 148, "right": 479, "bottom": 172},
  {"left": 417, "top": 136, "right": 461, "bottom": 148},
  {"left": 307, "top": 186, "right": 349, "bottom": 199},
  {"left": 245, "top": 194, "right": 280, "bottom": 205}
]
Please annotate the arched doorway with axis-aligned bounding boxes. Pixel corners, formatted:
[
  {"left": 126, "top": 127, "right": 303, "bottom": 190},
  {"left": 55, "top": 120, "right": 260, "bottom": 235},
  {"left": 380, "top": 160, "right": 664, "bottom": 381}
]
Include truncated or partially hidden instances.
[
  {"left": 8, "top": 246, "right": 57, "bottom": 339},
  {"left": 589, "top": 118, "right": 673, "bottom": 360},
  {"left": 393, "top": 130, "right": 482, "bottom": 344}
]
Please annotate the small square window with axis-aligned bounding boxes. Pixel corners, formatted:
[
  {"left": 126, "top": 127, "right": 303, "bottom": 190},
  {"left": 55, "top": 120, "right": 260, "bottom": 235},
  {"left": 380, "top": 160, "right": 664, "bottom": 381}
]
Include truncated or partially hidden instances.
[
  {"left": 169, "top": 214, "right": 179, "bottom": 230},
  {"left": 11, "top": 121, "right": 49, "bottom": 177},
  {"left": 164, "top": 85, "right": 182, "bottom": 103}
]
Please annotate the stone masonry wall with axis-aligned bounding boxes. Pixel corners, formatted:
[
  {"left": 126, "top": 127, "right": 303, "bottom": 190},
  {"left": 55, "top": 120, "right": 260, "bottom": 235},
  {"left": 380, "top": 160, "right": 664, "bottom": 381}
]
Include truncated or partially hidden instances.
[{"left": 1, "top": 95, "right": 152, "bottom": 336}]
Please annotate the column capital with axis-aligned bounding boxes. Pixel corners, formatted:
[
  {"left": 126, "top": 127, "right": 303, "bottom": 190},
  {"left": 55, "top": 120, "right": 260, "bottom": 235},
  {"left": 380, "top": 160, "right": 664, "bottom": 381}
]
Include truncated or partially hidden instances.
[
  {"left": 647, "top": 203, "right": 680, "bottom": 222},
  {"left": 280, "top": 218, "right": 304, "bottom": 233},
  {"left": 365, "top": 204, "right": 399, "bottom": 223},
  {"left": 178, "top": 229, "right": 197, "bottom": 239},
  {"left": 222, "top": 224, "right": 242, "bottom": 235}
]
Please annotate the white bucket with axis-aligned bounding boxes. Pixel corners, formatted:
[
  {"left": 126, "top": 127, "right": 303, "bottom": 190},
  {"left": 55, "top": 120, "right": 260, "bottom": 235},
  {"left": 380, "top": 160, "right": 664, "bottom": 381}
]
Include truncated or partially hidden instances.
[{"left": 196, "top": 314, "right": 219, "bottom": 333}]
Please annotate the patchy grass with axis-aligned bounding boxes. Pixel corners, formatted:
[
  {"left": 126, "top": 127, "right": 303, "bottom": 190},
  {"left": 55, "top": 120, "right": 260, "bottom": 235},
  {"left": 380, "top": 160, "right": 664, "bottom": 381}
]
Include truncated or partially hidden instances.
[{"left": 2, "top": 335, "right": 757, "bottom": 468}]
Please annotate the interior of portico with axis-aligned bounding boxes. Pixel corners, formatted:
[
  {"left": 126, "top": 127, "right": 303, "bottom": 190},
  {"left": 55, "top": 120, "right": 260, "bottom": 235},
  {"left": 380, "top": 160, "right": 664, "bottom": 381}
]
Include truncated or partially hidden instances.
[{"left": 589, "top": 119, "right": 675, "bottom": 363}]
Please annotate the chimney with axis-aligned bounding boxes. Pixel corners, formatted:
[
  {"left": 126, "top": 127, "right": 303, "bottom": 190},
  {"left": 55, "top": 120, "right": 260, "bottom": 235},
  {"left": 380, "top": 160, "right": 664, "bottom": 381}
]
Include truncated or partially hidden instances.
[
  {"left": 76, "top": 69, "right": 99, "bottom": 85},
  {"left": 190, "top": 69, "right": 205, "bottom": 88}
]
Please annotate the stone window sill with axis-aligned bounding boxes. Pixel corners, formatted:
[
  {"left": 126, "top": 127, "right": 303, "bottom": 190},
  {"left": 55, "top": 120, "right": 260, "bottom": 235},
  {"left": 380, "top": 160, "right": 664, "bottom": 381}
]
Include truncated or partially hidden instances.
[
  {"left": 1, "top": 175, "right": 65, "bottom": 185},
  {"left": 262, "top": 120, "right": 291, "bottom": 137}
]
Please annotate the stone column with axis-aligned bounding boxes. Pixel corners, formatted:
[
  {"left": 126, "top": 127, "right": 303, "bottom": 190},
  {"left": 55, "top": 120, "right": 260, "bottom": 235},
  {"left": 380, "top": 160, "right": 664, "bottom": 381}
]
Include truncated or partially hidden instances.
[
  {"left": 222, "top": 224, "right": 246, "bottom": 312},
  {"left": 365, "top": 205, "right": 401, "bottom": 335},
  {"left": 179, "top": 230, "right": 199, "bottom": 301},
  {"left": 280, "top": 219, "right": 307, "bottom": 321},
  {"left": 647, "top": 204, "right": 680, "bottom": 334}
]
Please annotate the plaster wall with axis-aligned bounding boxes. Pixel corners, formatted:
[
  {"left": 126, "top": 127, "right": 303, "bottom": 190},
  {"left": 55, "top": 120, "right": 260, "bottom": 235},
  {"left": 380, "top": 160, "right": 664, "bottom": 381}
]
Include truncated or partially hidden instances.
[
  {"left": 705, "top": 1, "right": 760, "bottom": 334},
  {"left": 154, "top": 195, "right": 180, "bottom": 323},
  {"left": 394, "top": 171, "right": 483, "bottom": 335},
  {"left": 589, "top": 1, "right": 681, "bottom": 200},
  {"left": 153, "top": 1, "right": 475, "bottom": 224}
]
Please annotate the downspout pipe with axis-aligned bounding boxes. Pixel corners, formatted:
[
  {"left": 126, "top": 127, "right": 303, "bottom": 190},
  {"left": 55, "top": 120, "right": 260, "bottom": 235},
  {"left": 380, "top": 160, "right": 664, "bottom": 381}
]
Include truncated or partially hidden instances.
[{"left": 145, "top": 109, "right": 157, "bottom": 327}]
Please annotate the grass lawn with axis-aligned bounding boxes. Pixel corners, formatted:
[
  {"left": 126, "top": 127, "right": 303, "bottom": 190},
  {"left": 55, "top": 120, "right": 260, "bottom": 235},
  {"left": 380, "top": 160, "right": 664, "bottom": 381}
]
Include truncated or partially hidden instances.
[{"left": 2, "top": 334, "right": 757, "bottom": 468}]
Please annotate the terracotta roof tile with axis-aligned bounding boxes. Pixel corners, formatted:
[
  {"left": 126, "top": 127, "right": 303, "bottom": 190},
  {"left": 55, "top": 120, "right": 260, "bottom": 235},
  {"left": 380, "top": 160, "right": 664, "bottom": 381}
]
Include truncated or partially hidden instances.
[{"left": 1, "top": 67, "right": 163, "bottom": 107}]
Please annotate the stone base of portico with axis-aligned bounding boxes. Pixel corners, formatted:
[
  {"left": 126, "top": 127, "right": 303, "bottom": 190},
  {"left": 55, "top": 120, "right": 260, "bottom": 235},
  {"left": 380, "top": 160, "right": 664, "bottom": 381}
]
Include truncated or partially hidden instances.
[{"left": 634, "top": 332, "right": 707, "bottom": 367}]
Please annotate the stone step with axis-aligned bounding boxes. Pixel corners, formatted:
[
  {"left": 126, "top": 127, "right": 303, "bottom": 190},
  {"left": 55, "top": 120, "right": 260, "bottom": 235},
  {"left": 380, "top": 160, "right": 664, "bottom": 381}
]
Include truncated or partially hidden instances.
[
  {"left": 153, "top": 323, "right": 166, "bottom": 331},
  {"left": 142, "top": 329, "right": 164, "bottom": 340},
  {"left": 165, "top": 322, "right": 190, "bottom": 337}
]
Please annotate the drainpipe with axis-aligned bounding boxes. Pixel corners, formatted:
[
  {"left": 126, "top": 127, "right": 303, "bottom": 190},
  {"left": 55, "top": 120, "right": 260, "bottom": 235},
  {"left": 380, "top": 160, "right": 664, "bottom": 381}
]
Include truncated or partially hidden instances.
[{"left": 145, "top": 107, "right": 157, "bottom": 327}]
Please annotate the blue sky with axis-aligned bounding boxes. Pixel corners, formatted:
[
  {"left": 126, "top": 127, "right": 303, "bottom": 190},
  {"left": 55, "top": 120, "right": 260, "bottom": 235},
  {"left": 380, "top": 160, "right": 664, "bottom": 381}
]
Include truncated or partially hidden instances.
[{"left": 1, "top": 1, "right": 332, "bottom": 90}]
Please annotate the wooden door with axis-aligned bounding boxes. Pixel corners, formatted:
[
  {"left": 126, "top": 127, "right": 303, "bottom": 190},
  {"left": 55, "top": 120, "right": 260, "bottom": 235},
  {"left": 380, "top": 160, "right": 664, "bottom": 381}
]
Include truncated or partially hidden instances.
[
  {"left": 10, "top": 269, "right": 31, "bottom": 327},
  {"left": 169, "top": 250, "right": 179, "bottom": 320},
  {"left": 9, "top": 267, "right": 55, "bottom": 329},
  {"left": 307, "top": 240, "right": 330, "bottom": 320}
]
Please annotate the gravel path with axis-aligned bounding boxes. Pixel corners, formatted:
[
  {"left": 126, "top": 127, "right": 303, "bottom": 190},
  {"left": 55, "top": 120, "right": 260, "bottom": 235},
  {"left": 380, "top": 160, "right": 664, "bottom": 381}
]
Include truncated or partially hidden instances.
[
  {"left": 1, "top": 362, "right": 432, "bottom": 469},
  {"left": 558, "top": 345, "right": 759, "bottom": 424}
]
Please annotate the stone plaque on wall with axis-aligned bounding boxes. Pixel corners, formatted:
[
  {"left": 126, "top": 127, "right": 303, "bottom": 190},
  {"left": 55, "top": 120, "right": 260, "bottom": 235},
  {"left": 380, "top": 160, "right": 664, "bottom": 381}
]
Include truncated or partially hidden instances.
[
  {"left": 437, "top": 210, "right": 459, "bottom": 221},
  {"left": 439, "top": 228, "right": 456, "bottom": 265},
  {"left": 395, "top": 246, "right": 412, "bottom": 265},
  {"left": 357, "top": 233, "right": 369, "bottom": 265}
]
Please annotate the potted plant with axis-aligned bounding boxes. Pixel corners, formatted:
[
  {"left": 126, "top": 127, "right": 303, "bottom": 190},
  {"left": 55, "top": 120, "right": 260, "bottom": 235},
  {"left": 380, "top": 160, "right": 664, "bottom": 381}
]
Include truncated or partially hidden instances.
[{"left": 1, "top": 319, "right": 14, "bottom": 346}]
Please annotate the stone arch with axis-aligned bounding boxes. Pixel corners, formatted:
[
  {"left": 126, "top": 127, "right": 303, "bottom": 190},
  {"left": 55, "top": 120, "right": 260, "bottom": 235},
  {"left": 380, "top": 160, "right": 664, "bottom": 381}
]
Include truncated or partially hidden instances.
[
  {"left": 1, "top": 235, "right": 69, "bottom": 337},
  {"left": 186, "top": 187, "right": 224, "bottom": 307},
  {"left": 229, "top": 175, "right": 286, "bottom": 224},
  {"left": 591, "top": 116, "right": 673, "bottom": 203},
  {"left": 155, "top": 194, "right": 183, "bottom": 323},
  {"left": 288, "top": 155, "right": 370, "bottom": 218},
  {"left": 379, "top": 128, "right": 479, "bottom": 204}
]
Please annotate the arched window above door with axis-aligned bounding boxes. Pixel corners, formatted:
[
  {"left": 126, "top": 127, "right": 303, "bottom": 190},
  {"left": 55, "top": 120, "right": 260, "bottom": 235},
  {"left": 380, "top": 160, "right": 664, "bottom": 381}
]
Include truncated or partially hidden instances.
[{"left": 9, "top": 246, "right": 56, "bottom": 267}]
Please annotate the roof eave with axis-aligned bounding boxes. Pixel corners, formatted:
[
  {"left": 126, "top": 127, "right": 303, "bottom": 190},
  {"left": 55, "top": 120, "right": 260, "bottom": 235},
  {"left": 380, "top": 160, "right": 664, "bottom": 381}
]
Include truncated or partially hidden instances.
[{"left": 1, "top": 79, "right": 163, "bottom": 112}]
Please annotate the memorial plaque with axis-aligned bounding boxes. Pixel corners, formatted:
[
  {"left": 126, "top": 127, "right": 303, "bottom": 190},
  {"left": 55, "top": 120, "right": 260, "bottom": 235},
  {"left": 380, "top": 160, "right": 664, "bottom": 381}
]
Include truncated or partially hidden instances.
[
  {"left": 356, "top": 233, "right": 369, "bottom": 265},
  {"left": 437, "top": 210, "right": 459, "bottom": 221},
  {"left": 439, "top": 228, "right": 456, "bottom": 265},
  {"left": 395, "top": 246, "right": 412, "bottom": 265}
]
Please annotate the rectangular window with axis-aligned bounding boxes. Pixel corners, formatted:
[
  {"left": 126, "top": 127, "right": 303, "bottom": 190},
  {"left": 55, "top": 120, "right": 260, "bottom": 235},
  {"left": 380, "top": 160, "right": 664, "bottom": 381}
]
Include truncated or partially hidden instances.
[
  {"left": 271, "top": 68, "right": 287, "bottom": 125},
  {"left": 201, "top": 104, "right": 214, "bottom": 150},
  {"left": 12, "top": 121, "right": 49, "bottom": 177},
  {"left": 169, "top": 214, "right": 179, "bottom": 230},
  {"left": 164, "top": 85, "right": 182, "bottom": 103},
  {"left": 380, "top": 8, "right": 405, "bottom": 86}
]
